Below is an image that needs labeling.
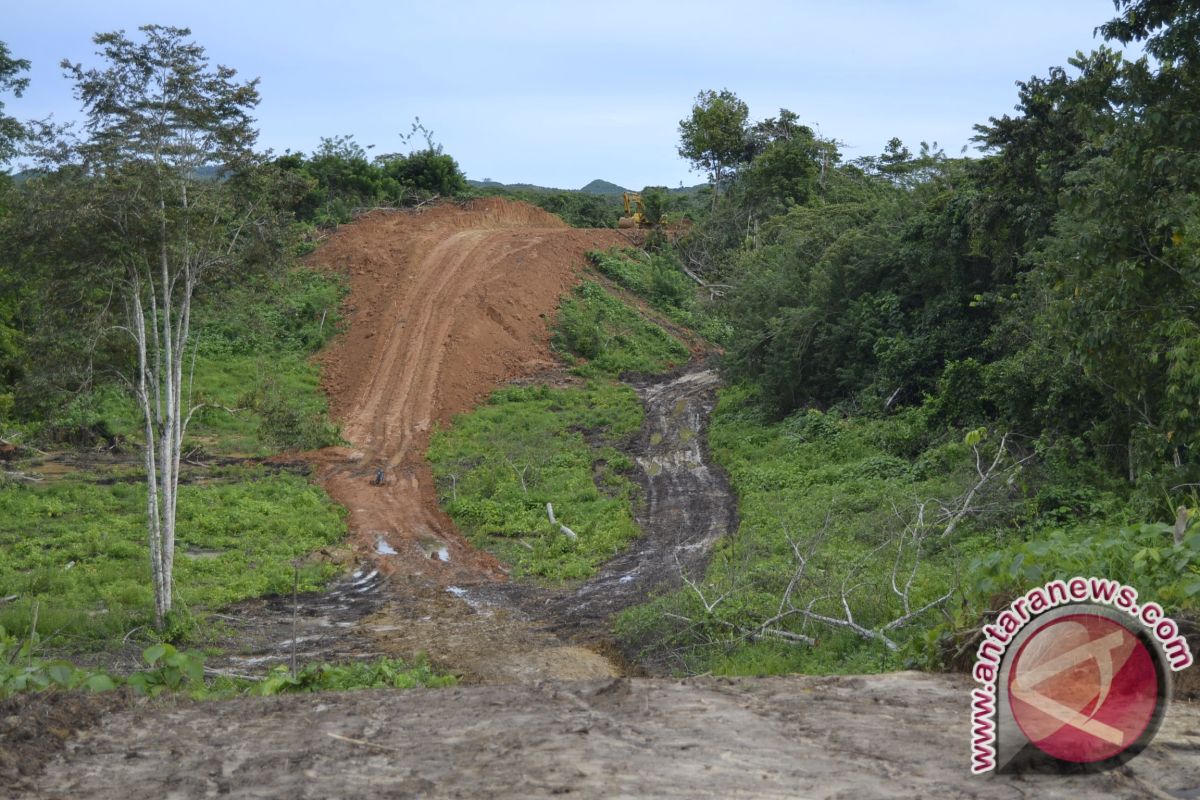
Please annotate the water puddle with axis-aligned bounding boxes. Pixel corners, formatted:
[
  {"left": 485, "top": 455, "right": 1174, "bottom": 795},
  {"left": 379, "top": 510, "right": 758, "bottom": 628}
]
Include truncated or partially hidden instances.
[
  {"left": 352, "top": 569, "right": 380, "bottom": 589},
  {"left": 416, "top": 533, "right": 452, "bottom": 562}
]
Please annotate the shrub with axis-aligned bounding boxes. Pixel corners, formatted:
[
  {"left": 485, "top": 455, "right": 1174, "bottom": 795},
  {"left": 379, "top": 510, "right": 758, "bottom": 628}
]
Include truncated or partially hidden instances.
[{"left": 552, "top": 281, "right": 689, "bottom": 377}]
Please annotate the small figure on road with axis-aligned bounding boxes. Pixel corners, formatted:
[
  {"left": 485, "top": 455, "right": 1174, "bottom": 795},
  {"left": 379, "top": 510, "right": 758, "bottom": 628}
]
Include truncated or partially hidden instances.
[{"left": 372, "top": 467, "right": 385, "bottom": 486}]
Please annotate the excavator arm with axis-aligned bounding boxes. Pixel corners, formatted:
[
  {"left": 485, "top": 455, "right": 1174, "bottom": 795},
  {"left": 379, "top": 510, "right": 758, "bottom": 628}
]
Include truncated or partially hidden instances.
[{"left": 619, "top": 191, "right": 648, "bottom": 229}]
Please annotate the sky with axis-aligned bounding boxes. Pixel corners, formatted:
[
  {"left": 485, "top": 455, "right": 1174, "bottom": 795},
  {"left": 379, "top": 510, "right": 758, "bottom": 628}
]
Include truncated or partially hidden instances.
[{"left": 4, "top": 1, "right": 1138, "bottom": 190}]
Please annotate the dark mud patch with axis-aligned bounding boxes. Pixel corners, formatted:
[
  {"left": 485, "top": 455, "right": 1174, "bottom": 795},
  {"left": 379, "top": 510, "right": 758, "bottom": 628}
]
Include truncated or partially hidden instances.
[
  {"left": 203, "top": 564, "right": 615, "bottom": 686},
  {"left": 205, "top": 564, "right": 389, "bottom": 676},
  {"left": 476, "top": 364, "right": 736, "bottom": 665},
  {"left": 0, "top": 688, "right": 140, "bottom": 799},
  {"left": 547, "top": 366, "right": 735, "bottom": 634},
  {"left": 10, "top": 450, "right": 312, "bottom": 485}
]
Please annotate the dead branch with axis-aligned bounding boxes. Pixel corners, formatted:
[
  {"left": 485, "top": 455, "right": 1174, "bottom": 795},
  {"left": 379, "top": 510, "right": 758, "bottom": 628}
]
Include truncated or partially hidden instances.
[
  {"left": 2, "top": 471, "right": 42, "bottom": 483},
  {"left": 667, "top": 432, "right": 1025, "bottom": 655},
  {"left": 506, "top": 458, "right": 529, "bottom": 495},
  {"left": 203, "top": 667, "right": 264, "bottom": 682},
  {"left": 0, "top": 435, "right": 47, "bottom": 456},
  {"left": 413, "top": 194, "right": 440, "bottom": 211},
  {"left": 1175, "top": 506, "right": 1191, "bottom": 545},
  {"left": 546, "top": 502, "right": 578, "bottom": 540},
  {"left": 181, "top": 402, "right": 239, "bottom": 436}
]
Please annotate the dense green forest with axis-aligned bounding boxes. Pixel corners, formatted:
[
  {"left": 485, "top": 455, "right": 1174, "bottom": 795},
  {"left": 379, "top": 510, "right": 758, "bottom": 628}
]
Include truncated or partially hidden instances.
[
  {"left": 1, "top": 0, "right": 1199, "bottom": 689},
  {"left": 608, "top": 1, "right": 1200, "bottom": 672}
]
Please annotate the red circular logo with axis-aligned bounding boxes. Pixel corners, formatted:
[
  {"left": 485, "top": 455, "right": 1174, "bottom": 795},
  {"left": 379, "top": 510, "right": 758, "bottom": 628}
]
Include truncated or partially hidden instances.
[{"left": 1007, "top": 613, "right": 1159, "bottom": 763}]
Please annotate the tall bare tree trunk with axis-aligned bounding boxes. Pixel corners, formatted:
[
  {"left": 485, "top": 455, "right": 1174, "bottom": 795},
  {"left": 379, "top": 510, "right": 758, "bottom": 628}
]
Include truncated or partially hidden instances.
[
  {"left": 132, "top": 194, "right": 200, "bottom": 630},
  {"left": 131, "top": 276, "right": 168, "bottom": 629}
]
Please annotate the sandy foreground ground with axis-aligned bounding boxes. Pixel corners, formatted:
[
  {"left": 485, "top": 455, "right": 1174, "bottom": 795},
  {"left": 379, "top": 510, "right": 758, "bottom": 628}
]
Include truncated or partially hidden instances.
[{"left": 17, "top": 672, "right": 1198, "bottom": 799}]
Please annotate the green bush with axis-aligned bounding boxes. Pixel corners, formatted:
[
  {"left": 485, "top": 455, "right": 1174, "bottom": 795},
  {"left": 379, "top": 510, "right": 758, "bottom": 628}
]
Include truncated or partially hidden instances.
[
  {"left": 969, "top": 522, "right": 1200, "bottom": 612},
  {"left": 587, "top": 249, "right": 713, "bottom": 336},
  {"left": 242, "top": 375, "right": 342, "bottom": 450},
  {"left": 930, "top": 358, "right": 990, "bottom": 426},
  {"left": 274, "top": 135, "right": 468, "bottom": 226},
  {"left": 428, "top": 380, "right": 644, "bottom": 581},
  {"left": 552, "top": 281, "right": 689, "bottom": 378},
  {"left": 197, "top": 268, "right": 346, "bottom": 357},
  {"left": 0, "top": 469, "right": 346, "bottom": 647},
  {"left": 384, "top": 149, "right": 467, "bottom": 196},
  {"left": 256, "top": 655, "right": 456, "bottom": 694},
  {"left": 0, "top": 629, "right": 454, "bottom": 700}
]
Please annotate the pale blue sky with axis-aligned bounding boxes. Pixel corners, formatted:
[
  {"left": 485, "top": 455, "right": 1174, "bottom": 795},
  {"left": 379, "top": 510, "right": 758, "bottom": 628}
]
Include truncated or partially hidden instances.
[{"left": 5, "top": 1, "right": 1136, "bottom": 189}]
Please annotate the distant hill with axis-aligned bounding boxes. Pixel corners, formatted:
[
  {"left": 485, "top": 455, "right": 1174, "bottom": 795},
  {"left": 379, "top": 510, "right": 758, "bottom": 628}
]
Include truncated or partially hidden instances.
[
  {"left": 469, "top": 178, "right": 629, "bottom": 195},
  {"left": 578, "top": 179, "right": 628, "bottom": 196},
  {"left": 468, "top": 178, "right": 563, "bottom": 194},
  {"left": 578, "top": 180, "right": 709, "bottom": 197},
  {"left": 468, "top": 177, "right": 708, "bottom": 197}
]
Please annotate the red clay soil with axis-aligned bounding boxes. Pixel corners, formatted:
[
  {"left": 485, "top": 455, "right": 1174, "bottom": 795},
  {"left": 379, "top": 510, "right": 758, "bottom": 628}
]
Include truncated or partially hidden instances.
[{"left": 307, "top": 199, "right": 628, "bottom": 585}]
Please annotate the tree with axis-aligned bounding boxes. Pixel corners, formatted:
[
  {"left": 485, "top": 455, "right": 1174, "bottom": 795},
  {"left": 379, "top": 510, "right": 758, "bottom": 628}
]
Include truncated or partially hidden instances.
[
  {"left": 1099, "top": 0, "right": 1200, "bottom": 62},
  {"left": 746, "top": 108, "right": 807, "bottom": 153},
  {"left": 0, "top": 41, "right": 30, "bottom": 166},
  {"left": 640, "top": 185, "right": 669, "bottom": 226},
  {"left": 382, "top": 147, "right": 466, "bottom": 196},
  {"left": 740, "top": 135, "right": 821, "bottom": 213},
  {"left": 678, "top": 89, "right": 749, "bottom": 203},
  {"left": 45, "top": 26, "right": 264, "bottom": 628},
  {"left": 378, "top": 116, "right": 467, "bottom": 197},
  {"left": 0, "top": 43, "right": 30, "bottom": 414}
]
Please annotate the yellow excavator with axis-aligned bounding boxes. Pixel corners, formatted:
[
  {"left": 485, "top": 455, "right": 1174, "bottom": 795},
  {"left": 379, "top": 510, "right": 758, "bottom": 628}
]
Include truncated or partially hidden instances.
[{"left": 618, "top": 191, "right": 650, "bottom": 229}]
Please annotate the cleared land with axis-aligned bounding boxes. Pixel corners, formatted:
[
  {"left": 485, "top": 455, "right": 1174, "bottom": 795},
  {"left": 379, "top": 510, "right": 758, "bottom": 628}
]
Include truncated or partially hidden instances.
[{"left": 10, "top": 200, "right": 1198, "bottom": 798}]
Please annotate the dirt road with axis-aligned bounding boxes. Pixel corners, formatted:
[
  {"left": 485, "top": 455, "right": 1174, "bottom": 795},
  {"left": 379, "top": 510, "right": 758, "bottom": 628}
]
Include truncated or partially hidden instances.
[
  {"left": 305, "top": 199, "right": 640, "bottom": 682},
  {"left": 310, "top": 199, "right": 626, "bottom": 585}
]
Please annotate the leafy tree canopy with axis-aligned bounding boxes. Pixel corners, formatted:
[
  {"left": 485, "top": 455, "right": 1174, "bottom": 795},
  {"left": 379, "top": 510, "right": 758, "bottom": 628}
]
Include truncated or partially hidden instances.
[
  {"left": 678, "top": 89, "right": 750, "bottom": 195},
  {"left": 0, "top": 41, "right": 30, "bottom": 165}
]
